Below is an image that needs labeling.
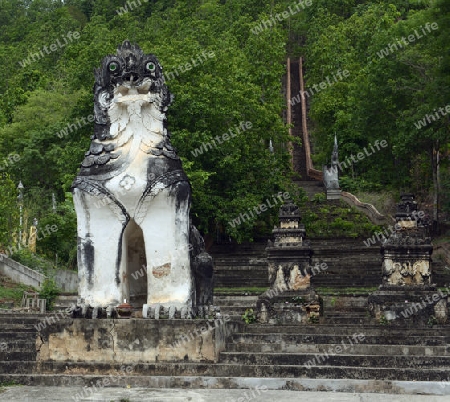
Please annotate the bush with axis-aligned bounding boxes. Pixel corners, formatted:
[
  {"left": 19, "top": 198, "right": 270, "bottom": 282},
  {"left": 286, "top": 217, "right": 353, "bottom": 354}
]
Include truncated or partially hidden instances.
[
  {"left": 331, "top": 217, "right": 354, "bottom": 231},
  {"left": 312, "top": 193, "right": 326, "bottom": 203},
  {"left": 36, "top": 194, "right": 77, "bottom": 269},
  {"left": 308, "top": 315, "right": 319, "bottom": 324},
  {"left": 339, "top": 176, "right": 383, "bottom": 193},
  {"left": 242, "top": 308, "right": 257, "bottom": 324},
  {"left": 39, "top": 278, "right": 60, "bottom": 311},
  {"left": 11, "top": 248, "right": 54, "bottom": 275}
]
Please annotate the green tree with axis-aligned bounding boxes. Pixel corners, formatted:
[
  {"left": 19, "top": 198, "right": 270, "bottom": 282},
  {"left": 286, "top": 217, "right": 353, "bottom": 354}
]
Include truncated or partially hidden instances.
[{"left": 0, "top": 173, "right": 19, "bottom": 249}]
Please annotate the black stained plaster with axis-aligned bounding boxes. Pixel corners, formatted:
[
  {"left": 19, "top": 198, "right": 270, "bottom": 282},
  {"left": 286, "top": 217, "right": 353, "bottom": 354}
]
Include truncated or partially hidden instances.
[
  {"left": 71, "top": 41, "right": 214, "bottom": 309},
  {"left": 83, "top": 238, "right": 95, "bottom": 286}
]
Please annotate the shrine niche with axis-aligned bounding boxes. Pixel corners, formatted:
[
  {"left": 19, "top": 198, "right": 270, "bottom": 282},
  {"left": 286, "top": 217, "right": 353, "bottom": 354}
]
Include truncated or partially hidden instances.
[
  {"left": 257, "top": 201, "right": 322, "bottom": 325},
  {"left": 368, "top": 194, "right": 447, "bottom": 325}
]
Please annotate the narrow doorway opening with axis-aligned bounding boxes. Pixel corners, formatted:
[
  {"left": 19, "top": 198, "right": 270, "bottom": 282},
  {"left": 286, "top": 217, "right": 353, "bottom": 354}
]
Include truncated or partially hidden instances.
[{"left": 124, "top": 219, "right": 147, "bottom": 308}]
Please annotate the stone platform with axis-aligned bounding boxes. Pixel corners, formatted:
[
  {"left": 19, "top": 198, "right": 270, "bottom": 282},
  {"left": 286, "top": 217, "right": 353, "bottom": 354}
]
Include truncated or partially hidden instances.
[
  {"left": 368, "top": 285, "right": 449, "bottom": 325},
  {"left": 35, "top": 317, "right": 240, "bottom": 363},
  {"left": 1, "top": 312, "right": 450, "bottom": 395},
  {"left": 1, "top": 386, "right": 450, "bottom": 401}
]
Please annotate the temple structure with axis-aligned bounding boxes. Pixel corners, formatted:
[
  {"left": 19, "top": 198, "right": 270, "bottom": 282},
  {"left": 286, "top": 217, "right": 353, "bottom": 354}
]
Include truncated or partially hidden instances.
[
  {"left": 72, "top": 41, "right": 213, "bottom": 318},
  {"left": 323, "top": 135, "right": 341, "bottom": 200},
  {"left": 368, "top": 194, "right": 447, "bottom": 325},
  {"left": 257, "top": 200, "right": 321, "bottom": 324}
]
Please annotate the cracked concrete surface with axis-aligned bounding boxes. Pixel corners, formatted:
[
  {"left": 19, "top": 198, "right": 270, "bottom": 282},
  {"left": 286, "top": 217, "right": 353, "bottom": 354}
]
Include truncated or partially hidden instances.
[{"left": 0, "top": 387, "right": 448, "bottom": 402}]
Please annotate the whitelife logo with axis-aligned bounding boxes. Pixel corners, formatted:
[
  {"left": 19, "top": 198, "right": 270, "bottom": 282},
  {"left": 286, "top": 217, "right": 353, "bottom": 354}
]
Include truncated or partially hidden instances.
[
  {"left": 19, "top": 32, "right": 80, "bottom": 67},
  {"left": 290, "top": 69, "right": 350, "bottom": 106},
  {"left": 376, "top": 22, "right": 438, "bottom": 59}
]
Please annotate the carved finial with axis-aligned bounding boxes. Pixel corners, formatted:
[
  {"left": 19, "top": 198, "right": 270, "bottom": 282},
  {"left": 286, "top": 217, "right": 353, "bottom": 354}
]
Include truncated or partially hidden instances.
[{"left": 331, "top": 134, "right": 338, "bottom": 167}]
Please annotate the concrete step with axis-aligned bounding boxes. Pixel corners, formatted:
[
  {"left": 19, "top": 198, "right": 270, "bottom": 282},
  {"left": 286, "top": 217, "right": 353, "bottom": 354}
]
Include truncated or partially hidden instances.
[
  {"left": 213, "top": 276, "right": 269, "bottom": 287},
  {"left": 1, "top": 340, "right": 36, "bottom": 352},
  {"left": 0, "top": 361, "right": 35, "bottom": 374},
  {"left": 227, "top": 342, "right": 450, "bottom": 356},
  {"left": 214, "top": 298, "right": 258, "bottom": 317},
  {"left": 324, "top": 315, "right": 369, "bottom": 321},
  {"left": 229, "top": 333, "right": 449, "bottom": 346},
  {"left": 214, "top": 296, "right": 259, "bottom": 306},
  {"left": 0, "top": 323, "right": 40, "bottom": 331},
  {"left": 0, "top": 351, "right": 36, "bottom": 361},
  {"left": 1, "top": 374, "right": 449, "bottom": 395},
  {"left": 0, "top": 315, "right": 38, "bottom": 360},
  {"left": 213, "top": 258, "right": 267, "bottom": 264},
  {"left": 53, "top": 295, "right": 77, "bottom": 311},
  {"left": 323, "top": 316, "right": 373, "bottom": 325},
  {"left": 322, "top": 296, "right": 369, "bottom": 309},
  {"left": 218, "top": 352, "right": 450, "bottom": 368},
  {"left": 217, "top": 306, "right": 254, "bottom": 316},
  {"left": 0, "top": 361, "right": 448, "bottom": 381},
  {"left": 325, "top": 311, "right": 368, "bottom": 316},
  {"left": 0, "top": 332, "right": 38, "bottom": 341},
  {"left": 324, "top": 310, "right": 368, "bottom": 315},
  {"left": 237, "top": 324, "right": 450, "bottom": 336},
  {"left": 0, "top": 314, "right": 47, "bottom": 324},
  {"left": 55, "top": 295, "right": 78, "bottom": 300},
  {"left": 324, "top": 312, "right": 369, "bottom": 316}
]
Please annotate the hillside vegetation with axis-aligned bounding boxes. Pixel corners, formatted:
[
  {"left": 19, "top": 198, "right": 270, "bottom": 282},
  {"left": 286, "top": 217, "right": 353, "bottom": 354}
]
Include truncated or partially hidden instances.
[{"left": 0, "top": 0, "right": 448, "bottom": 268}]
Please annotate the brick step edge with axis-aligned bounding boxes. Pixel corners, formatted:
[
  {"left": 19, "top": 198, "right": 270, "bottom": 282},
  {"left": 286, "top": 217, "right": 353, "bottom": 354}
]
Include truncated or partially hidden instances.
[
  {"left": 226, "top": 343, "right": 450, "bottom": 353},
  {"left": 1, "top": 362, "right": 450, "bottom": 381},
  {"left": 0, "top": 374, "right": 448, "bottom": 395}
]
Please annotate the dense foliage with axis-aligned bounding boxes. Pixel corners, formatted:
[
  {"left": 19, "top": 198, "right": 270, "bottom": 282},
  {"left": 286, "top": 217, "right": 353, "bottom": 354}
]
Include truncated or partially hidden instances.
[
  {"left": 0, "top": 0, "right": 296, "bottom": 259},
  {"left": 0, "top": 0, "right": 448, "bottom": 266},
  {"left": 302, "top": 0, "right": 450, "bottom": 224}
]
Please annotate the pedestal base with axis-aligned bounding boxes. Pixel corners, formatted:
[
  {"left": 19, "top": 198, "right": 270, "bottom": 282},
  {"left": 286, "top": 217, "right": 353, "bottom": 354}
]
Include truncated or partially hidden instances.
[
  {"left": 257, "top": 288, "right": 322, "bottom": 325},
  {"left": 368, "top": 286, "right": 448, "bottom": 326},
  {"left": 326, "top": 189, "right": 341, "bottom": 200}
]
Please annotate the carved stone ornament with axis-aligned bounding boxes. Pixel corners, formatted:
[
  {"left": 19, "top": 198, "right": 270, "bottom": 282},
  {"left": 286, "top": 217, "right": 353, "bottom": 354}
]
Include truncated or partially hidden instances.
[{"left": 72, "top": 42, "right": 213, "bottom": 318}]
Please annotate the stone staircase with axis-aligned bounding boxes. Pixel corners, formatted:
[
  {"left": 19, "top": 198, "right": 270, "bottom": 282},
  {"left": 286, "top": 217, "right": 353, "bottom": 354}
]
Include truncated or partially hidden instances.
[
  {"left": 323, "top": 310, "right": 370, "bottom": 325},
  {"left": 0, "top": 313, "right": 42, "bottom": 365},
  {"left": 1, "top": 316, "right": 449, "bottom": 389},
  {"left": 1, "top": 241, "right": 449, "bottom": 394},
  {"left": 219, "top": 323, "right": 450, "bottom": 381},
  {"left": 214, "top": 295, "right": 258, "bottom": 319},
  {"left": 295, "top": 180, "right": 324, "bottom": 200},
  {"left": 210, "top": 242, "right": 269, "bottom": 289},
  {"left": 212, "top": 239, "right": 450, "bottom": 290},
  {"left": 53, "top": 294, "right": 78, "bottom": 312},
  {"left": 0, "top": 310, "right": 449, "bottom": 395}
]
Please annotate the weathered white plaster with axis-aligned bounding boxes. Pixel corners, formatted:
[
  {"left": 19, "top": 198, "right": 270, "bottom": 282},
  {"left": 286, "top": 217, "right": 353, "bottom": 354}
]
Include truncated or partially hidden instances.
[
  {"left": 280, "top": 220, "right": 298, "bottom": 229},
  {"left": 74, "top": 75, "right": 193, "bottom": 310},
  {"left": 397, "top": 220, "right": 417, "bottom": 229},
  {"left": 74, "top": 188, "right": 125, "bottom": 307},
  {"left": 382, "top": 257, "right": 431, "bottom": 286},
  {"left": 289, "top": 265, "right": 310, "bottom": 290},
  {"left": 273, "top": 266, "right": 286, "bottom": 289}
]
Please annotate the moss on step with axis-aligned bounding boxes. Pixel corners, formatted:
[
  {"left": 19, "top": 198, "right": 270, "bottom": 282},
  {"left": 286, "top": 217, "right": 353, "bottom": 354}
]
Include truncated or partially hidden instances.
[
  {"left": 0, "top": 274, "right": 35, "bottom": 307},
  {"left": 316, "top": 286, "right": 378, "bottom": 296},
  {"left": 301, "top": 196, "right": 382, "bottom": 238},
  {"left": 214, "top": 287, "right": 269, "bottom": 296}
]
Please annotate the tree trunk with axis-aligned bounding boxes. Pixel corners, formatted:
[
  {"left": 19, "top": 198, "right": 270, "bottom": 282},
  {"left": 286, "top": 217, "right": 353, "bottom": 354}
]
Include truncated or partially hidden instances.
[{"left": 431, "top": 146, "right": 439, "bottom": 234}]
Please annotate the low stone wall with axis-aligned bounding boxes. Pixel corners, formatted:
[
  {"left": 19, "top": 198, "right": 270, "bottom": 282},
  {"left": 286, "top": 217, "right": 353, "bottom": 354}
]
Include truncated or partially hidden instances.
[
  {"left": 341, "top": 191, "right": 390, "bottom": 226},
  {"left": 36, "top": 318, "right": 244, "bottom": 364},
  {"left": 0, "top": 256, "right": 78, "bottom": 293},
  {"left": 54, "top": 270, "right": 78, "bottom": 293},
  {"left": 0, "top": 255, "right": 46, "bottom": 289},
  {"left": 322, "top": 295, "right": 368, "bottom": 310}
]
